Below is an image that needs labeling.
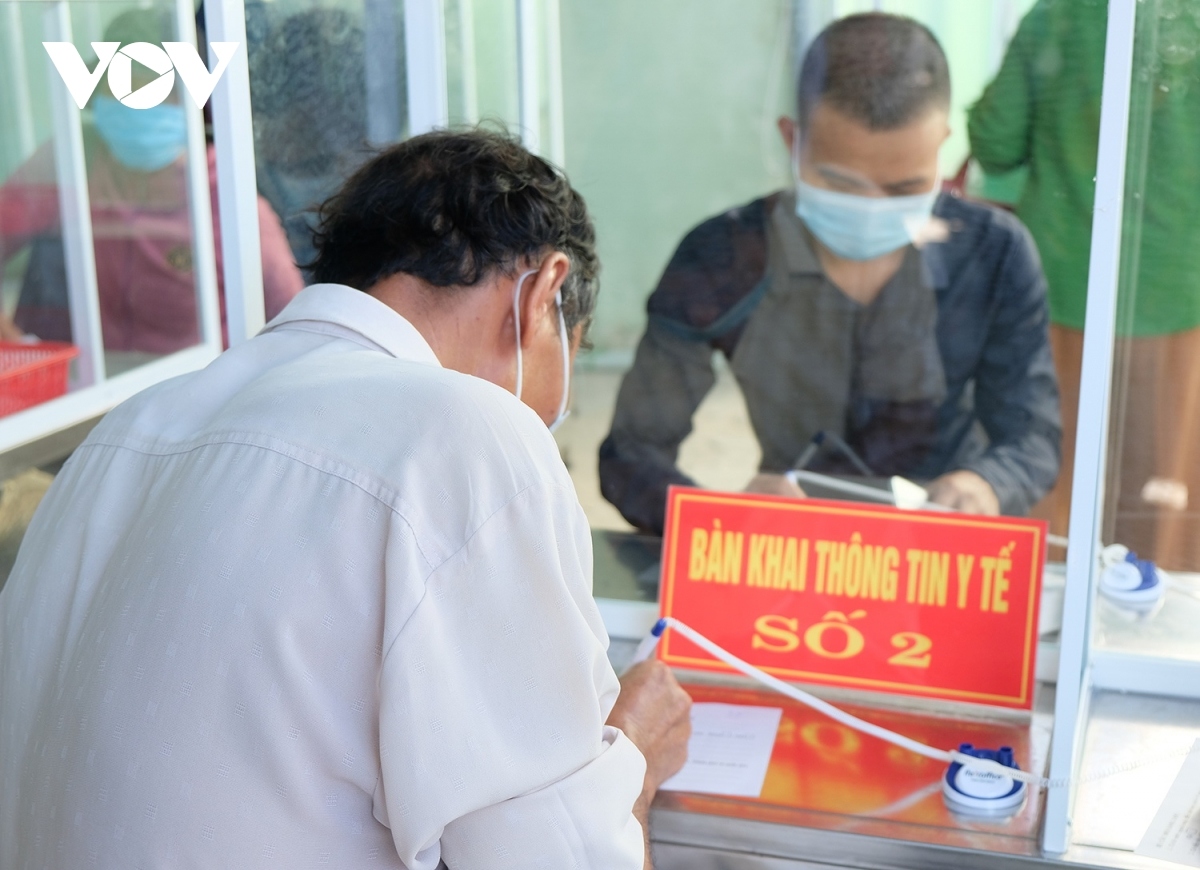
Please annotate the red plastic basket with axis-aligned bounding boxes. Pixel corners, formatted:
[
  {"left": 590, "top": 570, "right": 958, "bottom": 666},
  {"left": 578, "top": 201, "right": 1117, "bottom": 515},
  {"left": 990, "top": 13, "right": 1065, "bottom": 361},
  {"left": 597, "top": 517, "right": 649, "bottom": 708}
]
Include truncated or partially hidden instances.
[{"left": 0, "top": 341, "right": 79, "bottom": 417}]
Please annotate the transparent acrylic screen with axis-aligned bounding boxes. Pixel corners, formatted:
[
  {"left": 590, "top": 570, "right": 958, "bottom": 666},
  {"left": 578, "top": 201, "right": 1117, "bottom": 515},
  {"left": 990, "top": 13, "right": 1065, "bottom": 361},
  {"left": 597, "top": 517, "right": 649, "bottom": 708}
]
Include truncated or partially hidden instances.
[
  {"left": 555, "top": 0, "right": 1098, "bottom": 547},
  {"left": 245, "top": 0, "right": 408, "bottom": 280},
  {"left": 1094, "top": 0, "right": 1200, "bottom": 659},
  {"left": 0, "top": 0, "right": 211, "bottom": 384},
  {"left": 445, "top": 0, "right": 521, "bottom": 131}
]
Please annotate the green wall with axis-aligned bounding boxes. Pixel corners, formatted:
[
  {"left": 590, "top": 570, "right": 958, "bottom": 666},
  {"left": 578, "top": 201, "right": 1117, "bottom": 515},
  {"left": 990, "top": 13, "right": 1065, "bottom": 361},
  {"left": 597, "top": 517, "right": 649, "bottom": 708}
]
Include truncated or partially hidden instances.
[{"left": 559, "top": 0, "right": 795, "bottom": 354}]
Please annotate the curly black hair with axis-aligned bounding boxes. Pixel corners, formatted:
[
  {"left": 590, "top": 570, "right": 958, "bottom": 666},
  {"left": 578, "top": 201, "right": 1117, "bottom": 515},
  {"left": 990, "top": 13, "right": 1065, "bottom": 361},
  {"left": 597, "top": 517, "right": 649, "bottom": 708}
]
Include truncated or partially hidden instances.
[{"left": 307, "top": 128, "right": 600, "bottom": 333}]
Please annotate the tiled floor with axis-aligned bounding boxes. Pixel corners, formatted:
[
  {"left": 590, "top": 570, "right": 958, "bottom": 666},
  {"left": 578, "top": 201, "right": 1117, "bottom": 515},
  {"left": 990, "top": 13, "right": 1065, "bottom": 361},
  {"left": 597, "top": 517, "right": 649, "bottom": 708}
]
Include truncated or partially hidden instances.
[{"left": 0, "top": 468, "right": 52, "bottom": 592}]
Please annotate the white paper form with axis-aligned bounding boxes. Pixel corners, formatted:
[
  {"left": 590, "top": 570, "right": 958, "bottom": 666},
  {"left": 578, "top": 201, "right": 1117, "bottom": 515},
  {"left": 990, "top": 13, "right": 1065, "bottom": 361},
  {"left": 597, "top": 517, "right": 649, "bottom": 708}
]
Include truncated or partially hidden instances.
[
  {"left": 660, "top": 703, "right": 783, "bottom": 798},
  {"left": 1136, "top": 739, "right": 1200, "bottom": 867}
]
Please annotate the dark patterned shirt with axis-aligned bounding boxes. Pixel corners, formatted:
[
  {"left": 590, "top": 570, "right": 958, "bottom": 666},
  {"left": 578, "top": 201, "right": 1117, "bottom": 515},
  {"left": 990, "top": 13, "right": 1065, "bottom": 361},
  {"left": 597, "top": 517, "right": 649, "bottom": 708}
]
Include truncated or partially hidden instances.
[{"left": 599, "top": 191, "right": 1062, "bottom": 534}]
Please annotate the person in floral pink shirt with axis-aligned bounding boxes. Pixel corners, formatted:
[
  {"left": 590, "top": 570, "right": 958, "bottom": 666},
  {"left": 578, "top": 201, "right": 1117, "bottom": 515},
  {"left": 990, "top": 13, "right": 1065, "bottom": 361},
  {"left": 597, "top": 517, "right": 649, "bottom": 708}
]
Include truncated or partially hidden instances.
[{"left": 0, "top": 10, "right": 302, "bottom": 359}]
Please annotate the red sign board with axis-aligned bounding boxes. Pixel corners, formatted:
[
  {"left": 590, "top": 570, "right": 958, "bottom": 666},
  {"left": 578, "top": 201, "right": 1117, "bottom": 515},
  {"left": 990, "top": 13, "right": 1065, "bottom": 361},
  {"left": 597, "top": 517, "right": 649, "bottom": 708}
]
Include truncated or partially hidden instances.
[{"left": 658, "top": 487, "right": 1046, "bottom": 709}]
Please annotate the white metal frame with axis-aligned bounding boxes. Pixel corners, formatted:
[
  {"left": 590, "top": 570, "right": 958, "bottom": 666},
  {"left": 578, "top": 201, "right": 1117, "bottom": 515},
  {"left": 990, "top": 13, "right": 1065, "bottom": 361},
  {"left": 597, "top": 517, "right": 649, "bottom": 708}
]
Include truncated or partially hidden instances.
[
  {"left": 177, "top": 0, "right": 222, "bottom": 351},
  {"left": 543, "top": 0, "right": 565, "bottom": 166},
  {"left": 1090, "top": 650, "right": 1200, "bottom": 699},
  {"left": 405, "top": 0, "right": 448, "bottom": 135},
  {"left": 514, "top": 0, "right": 565, "bottom": 164},
  {"left": 402, "top": 0, "right": 564, "bottom": 161},
  {"left": 0, "top": 345, "right": 222, "bottom": 456},
  {"left": 42, "top": 1, "right": 105, "bottom": 390},
  {"left": 0, "top": 0, "right": 227, "bottom": 458},
  {"left": 401, "top": 0, "right": 561, "bottom": 164},
  {"left": 2, "top": 0, "right": 460, "bottom": 457},
  {"left": 1042, "top": 0, "right": 1138, "bottom": 854},
  {"left": 516, "top": 0, "right": 540, "bottom": 154},
  {"left": 205, "top": 0, "right": 264, "bottom": 346},
  {"left": 453, "top": 0, "right": 479, "bottom": 124},
  {"left": 3, "top": 3, "right": 37, "bottom": 161}
]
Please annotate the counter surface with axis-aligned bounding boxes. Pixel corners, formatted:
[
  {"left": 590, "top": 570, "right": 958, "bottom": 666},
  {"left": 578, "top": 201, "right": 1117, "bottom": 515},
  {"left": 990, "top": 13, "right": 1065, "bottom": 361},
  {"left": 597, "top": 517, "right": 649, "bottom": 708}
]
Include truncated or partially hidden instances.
[{"left": 591, "top": 530, "right": 1200, "bottom": 870}]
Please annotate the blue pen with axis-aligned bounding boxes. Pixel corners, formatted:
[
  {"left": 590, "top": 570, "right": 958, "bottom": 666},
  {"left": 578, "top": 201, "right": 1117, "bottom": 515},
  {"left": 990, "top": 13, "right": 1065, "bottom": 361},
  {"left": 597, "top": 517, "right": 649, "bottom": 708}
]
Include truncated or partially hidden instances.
[{"left": 624, "top": 618, "right": 669, "bottom": 673}]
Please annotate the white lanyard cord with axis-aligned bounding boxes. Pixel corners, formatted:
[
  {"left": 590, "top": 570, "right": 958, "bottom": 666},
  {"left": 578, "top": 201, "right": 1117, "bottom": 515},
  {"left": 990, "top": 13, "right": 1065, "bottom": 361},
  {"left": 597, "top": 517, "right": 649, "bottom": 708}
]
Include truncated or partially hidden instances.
[{"left": 659, "top": 618, "right": 1193, "bottom": 789}]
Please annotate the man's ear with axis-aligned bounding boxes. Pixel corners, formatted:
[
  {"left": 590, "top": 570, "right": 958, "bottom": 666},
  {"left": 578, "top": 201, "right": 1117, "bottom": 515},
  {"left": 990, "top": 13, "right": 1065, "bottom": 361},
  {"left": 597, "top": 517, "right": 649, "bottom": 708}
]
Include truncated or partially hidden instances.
[
  {"left": 517, "top": 252, "right": 571, "bottom": 351},
  {"left": 777, "top": 116, "right": 797, "bottom": 154}
]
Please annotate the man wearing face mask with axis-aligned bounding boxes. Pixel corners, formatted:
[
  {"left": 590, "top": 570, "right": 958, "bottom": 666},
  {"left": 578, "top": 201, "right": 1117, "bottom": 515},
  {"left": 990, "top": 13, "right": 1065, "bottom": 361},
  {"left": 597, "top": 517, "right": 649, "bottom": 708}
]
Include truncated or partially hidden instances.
[
  {"left": 0, "top": 130, "right": 691, "bottom": 869},
  {"left": 599, "top": 13, "right": 1061, "bottom": 534},
  {"left": 0, "top": 10, "right": 302, "bottom": 361}
]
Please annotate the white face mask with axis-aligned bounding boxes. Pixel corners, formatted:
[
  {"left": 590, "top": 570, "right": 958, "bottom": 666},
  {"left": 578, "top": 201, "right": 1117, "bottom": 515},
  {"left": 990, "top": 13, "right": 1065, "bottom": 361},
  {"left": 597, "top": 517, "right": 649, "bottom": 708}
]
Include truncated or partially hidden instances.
[
  {"left": 512, "top": 269, "right": 571, "bottom": 432},
  {"left": 790, "top": 133, "right": 940, "bottom": 261}
]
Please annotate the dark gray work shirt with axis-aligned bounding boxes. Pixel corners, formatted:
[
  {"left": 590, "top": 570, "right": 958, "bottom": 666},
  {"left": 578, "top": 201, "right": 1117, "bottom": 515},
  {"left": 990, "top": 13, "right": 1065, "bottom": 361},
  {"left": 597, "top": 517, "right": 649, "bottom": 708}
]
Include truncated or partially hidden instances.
[{"left": 598, "top": 191, "right": 1062, "bottom": 534}]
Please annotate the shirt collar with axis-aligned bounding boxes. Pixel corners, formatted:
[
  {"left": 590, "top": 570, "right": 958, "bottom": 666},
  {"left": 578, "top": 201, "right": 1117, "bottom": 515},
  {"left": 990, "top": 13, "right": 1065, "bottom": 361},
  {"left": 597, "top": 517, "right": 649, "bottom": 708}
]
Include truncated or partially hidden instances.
[
  {"left": 922, "top": 195, "right": 953, "bottom": 289},
  {"left": 772, "top": 191, "right": 823, "bottom": 276},
  {"left": 920, "top": 245, "right": 948, "bottom": 289},
  {"left": 261, "top": 283, "right": 442, "bottom": 366}
]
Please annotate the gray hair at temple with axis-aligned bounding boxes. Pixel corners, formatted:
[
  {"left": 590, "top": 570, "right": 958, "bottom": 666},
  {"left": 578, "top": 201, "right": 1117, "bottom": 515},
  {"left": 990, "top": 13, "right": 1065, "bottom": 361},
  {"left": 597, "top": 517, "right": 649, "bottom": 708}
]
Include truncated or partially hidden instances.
[{"left": 797, "top": 13, "right": 951, "bottom": 133}]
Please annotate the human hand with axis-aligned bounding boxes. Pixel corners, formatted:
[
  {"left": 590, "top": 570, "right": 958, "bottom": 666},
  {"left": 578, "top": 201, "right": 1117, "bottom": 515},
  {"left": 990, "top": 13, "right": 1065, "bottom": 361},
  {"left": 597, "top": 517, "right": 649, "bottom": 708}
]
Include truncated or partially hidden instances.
[
  {"left": 0, "top": 315, "right": 25, "bottom": 342},
  {"left": 744, "top": 473, "right": 806, "bottom": 499},
  {"left": 608, "top": 660, "right": 690, "bottom": 869},
  {"left": 607, "top": 659, "right": 692, "bottom": 795},
  {"left": 927, "top": 470, "right": 1000, "bottom": 515}
]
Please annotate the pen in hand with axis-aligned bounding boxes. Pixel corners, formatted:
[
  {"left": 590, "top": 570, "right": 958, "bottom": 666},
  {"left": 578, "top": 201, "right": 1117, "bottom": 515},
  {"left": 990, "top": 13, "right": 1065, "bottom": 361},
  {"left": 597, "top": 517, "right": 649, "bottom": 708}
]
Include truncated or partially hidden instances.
[{"left": 623, "top": 618, "right": 669, "bottom": 674}]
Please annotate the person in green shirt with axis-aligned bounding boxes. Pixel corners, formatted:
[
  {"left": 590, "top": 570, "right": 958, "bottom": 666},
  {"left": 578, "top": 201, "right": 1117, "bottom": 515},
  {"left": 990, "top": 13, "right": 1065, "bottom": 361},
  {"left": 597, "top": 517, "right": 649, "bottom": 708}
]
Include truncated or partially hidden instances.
[{"left": 969, "top": 0, "right": 1200, "bottom": 571}]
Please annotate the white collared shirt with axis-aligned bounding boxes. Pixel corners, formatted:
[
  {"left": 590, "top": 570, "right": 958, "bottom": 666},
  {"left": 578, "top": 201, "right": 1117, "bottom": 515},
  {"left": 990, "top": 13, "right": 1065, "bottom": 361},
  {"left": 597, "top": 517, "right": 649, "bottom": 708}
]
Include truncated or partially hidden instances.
[{"left": 0, "top": 284, "right": 646, "bottom": 870}]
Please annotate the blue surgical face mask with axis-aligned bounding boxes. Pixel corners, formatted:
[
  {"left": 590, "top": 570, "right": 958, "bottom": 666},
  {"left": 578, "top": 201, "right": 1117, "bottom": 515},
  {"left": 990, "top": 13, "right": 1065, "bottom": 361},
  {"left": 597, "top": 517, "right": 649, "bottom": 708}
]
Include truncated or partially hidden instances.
[
  {"left": 790, "top": 135, "right": 940, "bottom": 261},
  {"left": 92, "top": 96, "right": 187, "bottom": 172},
  {"left": 794, "top": 179, "right": 939, "bottom": 261},
  {"left": 512, "top": 269, "right": 572, "bottom": 432}
]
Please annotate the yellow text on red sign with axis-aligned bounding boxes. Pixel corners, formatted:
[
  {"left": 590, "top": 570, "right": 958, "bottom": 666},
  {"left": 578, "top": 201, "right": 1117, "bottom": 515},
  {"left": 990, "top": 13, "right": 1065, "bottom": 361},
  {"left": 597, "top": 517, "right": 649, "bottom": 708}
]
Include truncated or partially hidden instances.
[{"left": 658, "top": 487, "right": 1046, "bottom": 709}]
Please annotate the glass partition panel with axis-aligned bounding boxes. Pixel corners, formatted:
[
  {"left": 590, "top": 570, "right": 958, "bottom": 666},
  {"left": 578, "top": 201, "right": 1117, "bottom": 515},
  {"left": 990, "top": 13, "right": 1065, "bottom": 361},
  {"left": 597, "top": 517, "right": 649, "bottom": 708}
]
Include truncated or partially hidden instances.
[
  {"left": 246, "top": 0, "right": 408, "bottom": 277},
  {"left": 445, "top": 0, "right": 520, "bottom": 129},
  {"left": 555, "top": 0, "right": 1092, "bottom": 549},
  {"left": 554, "top": 0, "right": 794, "bottom": 532},
  {"left": 1092, "top": 0, "right": 1200, "bottom": 660},
  {"left": 0, "top": 0, "right": 219, "bottom": 384}
]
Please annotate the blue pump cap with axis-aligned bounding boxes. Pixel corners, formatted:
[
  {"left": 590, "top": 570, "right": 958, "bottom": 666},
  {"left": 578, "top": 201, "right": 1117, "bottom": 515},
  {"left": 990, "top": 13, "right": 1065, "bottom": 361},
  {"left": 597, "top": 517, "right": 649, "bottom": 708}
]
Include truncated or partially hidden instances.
[
  {"left": 1123, "top": 551, "right": 1162, "bottom": 590},
  {"left": 954, "top": 743, "right": 1019, "bottom": 769},
  {"left": 944, "top": 743, "right": 1026, "bottom": 814}
]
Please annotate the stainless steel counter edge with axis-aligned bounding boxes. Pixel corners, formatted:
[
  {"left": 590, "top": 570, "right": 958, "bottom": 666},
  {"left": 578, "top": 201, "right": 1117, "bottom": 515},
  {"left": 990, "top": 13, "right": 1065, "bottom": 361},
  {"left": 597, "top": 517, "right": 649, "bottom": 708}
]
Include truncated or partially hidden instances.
[{"left": 649, "top": 809, "right": 1115, "bottom": 870}]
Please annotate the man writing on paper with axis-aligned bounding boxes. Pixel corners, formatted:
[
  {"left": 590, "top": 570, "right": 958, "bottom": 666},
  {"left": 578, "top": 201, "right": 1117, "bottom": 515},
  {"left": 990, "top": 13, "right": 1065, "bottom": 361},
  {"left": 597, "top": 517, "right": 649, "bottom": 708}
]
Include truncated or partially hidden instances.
[
  {"left": 0, "top": 130, "right": 690, "bottom": 869},
  {"left": 599, "top": 13, "right": 1061, "bottom": 534}
]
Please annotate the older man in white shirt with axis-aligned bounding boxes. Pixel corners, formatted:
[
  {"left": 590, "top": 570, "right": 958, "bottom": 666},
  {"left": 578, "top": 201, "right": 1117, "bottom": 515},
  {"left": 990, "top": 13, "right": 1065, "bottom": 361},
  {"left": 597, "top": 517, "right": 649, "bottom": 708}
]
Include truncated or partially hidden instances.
[{"left": 0, "top": 130, "right": 690, "bottom": 869}]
